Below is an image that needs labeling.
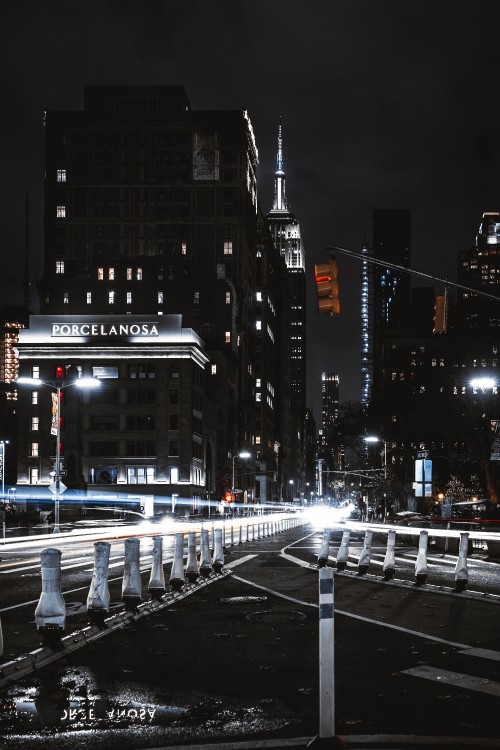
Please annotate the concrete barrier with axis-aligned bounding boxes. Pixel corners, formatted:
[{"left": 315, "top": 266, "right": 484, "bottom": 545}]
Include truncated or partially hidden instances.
[
  {"left": 358, "top": 529, "right": 373, "bottom": 576},
  {"left": 199, "top": 528, "right": 212, "bottom": 577},
  {"left": 148, "top": 536, "right": 166, "bottom": 599},
  {"left": 454, "top": 532, "right": 469, "bottom": 592},
  {"left": 317, "top": 528, "right": 331, "bottom": 568},
  {"left": 122, "top": 538, "right": 142, "bottom": 609},
  {"left": 415, "top": 530, "right": 428, "bottom": 586},
  {"left": 34, "top": 548, "right": 66, "bottom": 645},
  {"left": 87, "top": 541, "right": 111, "bottom": 626},
  {"left": 170, "top": 532, "right": 185, "bottom": 591},
  {"left": 185, "top": 531, "right": 199, "bottom": 583},
  {"left": 335, "top": 530, "right": 350, "bottom": 571},
  {"left": 382, "top": 529, "right": 396, "bottom": 580},
  {"left": 212, "top": 528, "right": 224, "bottom": 573}
]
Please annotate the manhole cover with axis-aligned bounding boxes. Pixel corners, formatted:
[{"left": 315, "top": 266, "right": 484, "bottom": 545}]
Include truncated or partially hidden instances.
[
  {"left": 221, "top": 596, "right": 268, "bottom": 603},
  {"left": 246, "top": 610, "right": 306, "bottom": 622}
]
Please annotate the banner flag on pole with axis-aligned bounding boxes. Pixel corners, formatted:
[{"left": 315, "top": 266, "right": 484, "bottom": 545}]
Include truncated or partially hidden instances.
[{"left": 51, "top": 392, "right": 59, "bottom": 436}]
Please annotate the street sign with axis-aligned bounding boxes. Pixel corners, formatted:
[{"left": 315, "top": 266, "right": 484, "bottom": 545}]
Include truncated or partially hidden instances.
[
  {"left": 417, "top": 450, "right": 429, "bottom": 459},
  {"left": 49, "top": 481, "right": 67, "bottom": 495}
]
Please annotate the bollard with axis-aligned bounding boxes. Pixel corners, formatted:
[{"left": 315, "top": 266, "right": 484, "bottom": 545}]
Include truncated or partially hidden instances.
[
  {"left": 185, "top": 531, "right": 199, "bottom": 583},
  {"left": 199, "top": 528, "right": 212, "bottom": 577},
  {"left": 34, "top": 548, "right": 66, "bottom": 646},
  {"left": 212, "top": 528, "right": 224, "bottom": 573},
  {"left": 148, "top": 537, "right": 166, "bottom": 599},
  {"left": 170, "top": 533, "right": 186, "bottom": 591},
  {"left": 87, "top": 541, "right": 111, "bottom": 627},
  {"left": 335, "top": 530, "right": 350, "bottom": 571},
  {"left": 122, "top": 538, "right": 142, "bottom": 610},
  {"left": 245, "top": 521, "right": 250, "bottom": 543},
  {"left": 382, "top": 529, "right": 396, "bottom": 581},
  {"left": 454, "top": 531, "right": 469, "bottom": 592},
  {"left": 317, "top": 528, "right": 331, "bottom": 568},
  {"left": 357, "top": 529, "right": 373, "bottom": 576},
  {"left": 415, "top": 529, "right": 428, "bottom": 586},
  {"left": 238, "top": 523, "right": 243, "bottom": 545}
]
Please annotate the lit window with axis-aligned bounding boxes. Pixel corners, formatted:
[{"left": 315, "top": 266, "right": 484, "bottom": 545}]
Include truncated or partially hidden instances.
[
  {"left": 211, "top": 364, "right": 217, "bottom": 374},
  {"left": 256, "top": 378, "right": 261, "bottom": 388},
  {"left": 158, "top": 291, "right": 164, "bottom": 304},
  {"left": 63, "top": 292, "right": 69, "bottom": 304},
  {"left": 56, "top": 261, "right": 64, "bottom": 274},
  {"left": 31, "top": 366, "right": 40, "bottom": 379},
  {"left": 30, "top": 467, "right": 39, "bottom": 484},
  {"left": 226, "top": 291, "right": 231, "bottom": 304},
  {"left": 194, "top": 291, "right": 200, "bottom": 304},
  {"left": 31, "top": 391, "right": 38, "bottom": 405},
  {"left": 223, "top": 241, "right": 233, "bottom": 255},
  {"left": 31, "top": 416, "right": 39, "bottom": 431},
  {"left": 109, "top": 268, "right": 115, "bottom": 281},
  {"left": 127, "top": 267, "right": 133, "bottom": 280},
  {"left": 108, "top": 290, "right": 115, "bottom": 304},
  {"left": 98, "top": 268, "right": 104, "bottom": 281},
  {"left": 56, "top": 205, "right": 66, "bottom": 218},
  {"left": 56, "top": 169, "right": 66, "bottom": 183},
  {"left": 30, "top": 442, "right": 39, "bottom": 457},
  {"left": 225, "top": 331, "right": 231, "bottom": 344},
  {"left": 256, "top": 393, "right": 261, "bottom": 402},
  {"left": 87, "top": 292, "right": 92, "bottom": 304},
  {"left": 181, "top": 242, "right": 187, "bottom": 255},
  {"left": 127, "top": 291, "right": 132, "bottom": 304},
  {"left": 256, "top": 320, "right": 262, "bottom": 331},
  {"left": 136, "top": 267, "right": 143, "bottom": 280},
  {"left": 255, "top": 436, "right": 261, "bottom": 445},
  {"left": 256, "top": 291, "right": 262, "bottom": 302}
]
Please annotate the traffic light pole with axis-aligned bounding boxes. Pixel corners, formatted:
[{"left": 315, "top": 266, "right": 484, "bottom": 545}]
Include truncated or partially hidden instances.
[{"left": 324, "top": 245, "right": 500, "bottom": 303}]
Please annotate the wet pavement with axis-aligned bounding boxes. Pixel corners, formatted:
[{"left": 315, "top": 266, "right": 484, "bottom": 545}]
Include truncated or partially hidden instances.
[{"left": 1, "top": 522, "right": 500, "bottom": 748}]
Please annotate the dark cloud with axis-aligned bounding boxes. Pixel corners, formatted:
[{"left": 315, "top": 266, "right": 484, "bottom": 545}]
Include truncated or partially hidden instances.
[{"left": 2, "top": 0, "right": 500, "bottom": 420}]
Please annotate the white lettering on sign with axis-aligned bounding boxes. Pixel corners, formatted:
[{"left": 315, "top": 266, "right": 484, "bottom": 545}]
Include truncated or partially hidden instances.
[{"left": 51, "top": 323, "right": 159, "bottom": 337}]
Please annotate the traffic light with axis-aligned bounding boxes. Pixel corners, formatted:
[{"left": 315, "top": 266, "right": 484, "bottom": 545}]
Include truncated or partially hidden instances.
[
  {"left": 314, "top": 260, "right": 340, "bottom": 315},
  {"left": 433, "top": 294, "right": 448, "bottom": 334},
  {"left": 224, "top": 491, "right": 235, "bottom": 504}
]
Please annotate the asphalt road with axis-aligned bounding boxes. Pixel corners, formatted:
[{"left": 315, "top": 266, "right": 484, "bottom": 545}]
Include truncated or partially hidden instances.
[{"left": 1, "top": 518, "right": 500, "bottom": 749}]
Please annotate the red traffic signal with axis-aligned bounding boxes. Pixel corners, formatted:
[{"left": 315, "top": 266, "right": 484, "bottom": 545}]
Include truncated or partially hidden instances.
[
  {"left": 224, "top": 492, "right": 235, "bottom": 503},
  {"left": 314, "top": 260, "right": 340, "bottom": 315}
]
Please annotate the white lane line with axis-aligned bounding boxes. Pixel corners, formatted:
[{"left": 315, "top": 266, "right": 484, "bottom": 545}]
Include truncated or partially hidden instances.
[
  {"left": 225, "top": 555, "right": 257, "bottom": 568},
  {"left": 459, "top": 647, "right": 500, "bottom": 662},
  {"left": 402, "top": 665, "right": 500, "bottom": 696},
  {"left": 230, "top": 573, "right": 317, "bottom": 609}
]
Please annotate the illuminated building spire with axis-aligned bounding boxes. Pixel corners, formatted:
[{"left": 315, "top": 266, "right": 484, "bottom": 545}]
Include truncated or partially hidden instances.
[{"left": 272, "top": 117, "right": 287, "bottom": 211}]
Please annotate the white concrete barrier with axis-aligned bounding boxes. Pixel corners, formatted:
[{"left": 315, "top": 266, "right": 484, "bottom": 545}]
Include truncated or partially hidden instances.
[
  {"left": 170, "top": 532, "right": 185, "bottom": 591},
  {"left": 199, "top": 528, "right": 212, "bottom": 577},
  {"left": 212, "top": 528, "right": 224, "bottom": 573},
  {"left": 317, "top": 528, "right": 331, "bottom": 568},
  {"left": 454, "top": 531, "right": 469, "bottom": 592},
  {"left": 415, "top": 530, "right": 428, "bottom": 586},
  {"left": 87, "top": 541, "right": 111, "bottom": 626},
  {"left": 357, "top": 529, "right": 373, "bottom": 576},
  {"left": 122, "top": 538, "right": 142, "bottom": 609},
  {"left": 148, "top": 536, "right": 166, "bottom": 599},
  {"left": 185, "top": 531, "right": 199, "bottom": 583},
  {"left": 34, "top": 548, "right": 66, "bottom": 643},
  {"left": 382, "top": 529, "right": 396, "bottom": 580}
]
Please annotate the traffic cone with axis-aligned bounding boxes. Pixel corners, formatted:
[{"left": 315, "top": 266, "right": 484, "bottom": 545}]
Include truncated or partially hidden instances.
[
  {"left": 213, "top": 528, "right": 224, "bottom": 573},
  {"left": 382, "top": 529, "right": 396, "bottom": 580},
  {"left": 122, "top": 538, "right": 142, "bottom": 610},
  {"left": 415, "top": 530, "right": 428, "bottom": 586},
  {"left": 454, "top": 531, "right": 469, "bottom": 592},
  {"left": 199, "top": 528, "right": 212, "bottom": 577},
  {"left": 335, "top": 530, "right": 350, "bottom": 571},
  {"left": 34, "top": 548, "right": 66, "bottom": 646},
  {"left": 170, "top": 533, "right": 185, "bottom": 591},
  {"left": 317, "top": 528, "right": 331, "bottom": 568},
  {"left": 148, "top": 536, "right": 166, "bottom": 599},
  {"left": 87, "top": 541, "right": 111, "bottom": 627},
  {"left": 358, "top": 529, "right": 373, "bottom": 575},
  {"left": 185, "top": 531, "right": 199, "bottom": 583}
]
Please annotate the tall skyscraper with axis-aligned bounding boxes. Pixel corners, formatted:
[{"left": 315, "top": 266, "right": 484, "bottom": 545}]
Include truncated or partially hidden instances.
[
  {"left": 266, "top": 120, "right": 306, "bottom": 493},
  {"left": 457, "top": 212, "right": 500, "bottom": 328},
  {"left": 15, "top": 86, "right": 292, "bottom": 507},
  {"left": 372, "top": 209, "right": 411, "bottom": 329}
]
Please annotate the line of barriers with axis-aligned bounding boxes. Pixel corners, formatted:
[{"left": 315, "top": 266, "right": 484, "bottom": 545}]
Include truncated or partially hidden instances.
[
  {"left": 0, "top": 514, "right": 305, "bottom": 672},
  {"left": 317, "top": 526, "right": 473, "bottom": 592}
]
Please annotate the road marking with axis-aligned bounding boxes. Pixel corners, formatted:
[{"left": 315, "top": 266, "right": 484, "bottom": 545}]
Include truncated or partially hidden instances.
[
  {"left": 402, "top": 665, "right": 500, "bottom": 696},
  {"left": 459, "top": 647, "right": 500, "bottom": 662},
  {"left": 225, "top": 555, "right": 257, "bottom": 568},
  {"left": 230, "top": 573, "right": 317, "bottom": 608}
]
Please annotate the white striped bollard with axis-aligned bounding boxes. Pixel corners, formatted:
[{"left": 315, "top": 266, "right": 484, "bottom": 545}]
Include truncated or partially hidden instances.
[
  {"left": 122, "top": 538, "right": 142, "bottom": 610},
  {"left": 148, "top": 537, "right": 166, "bottom": 600},
  {"left": 454, "top": 531, "right": 469, "bottom": 592},
  {"left": 357, "top": 529, "right": 373, "bottom": 575},
  {"left": 318, "top": 567, "right": 336, "bottom": 743},
  {"left": 382, "top": 529, "right": 396, "bottom": 581},
  {"left": 213, "top": 528, "right": 224, "bottom": 573},
  {"left": 87, "top": 541, "right": 111, "bottom": 627},
  {"left": 317, "top": 528, "right": 331, "bottom": 568},
  {"left": 200, "top": 528, "right": 212, "bottom": 577},
  {"left": 34, "top": 548, "right": 66, "bottom": 645},
  {"left": 415, "top": 529, "right": 428, "bottom": 586},
  {"left": 186, "top": 531, "right": 199, "bottom": 583},
  {"left": 170, "top": 533, "right": 185, "bottom": 591}
]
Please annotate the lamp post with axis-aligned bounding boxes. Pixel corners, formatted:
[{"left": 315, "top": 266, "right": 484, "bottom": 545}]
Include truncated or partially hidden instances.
[
  {"left": 0, "top": 440, "right": 9, "bottom": 500},
  {"left": 468, "top": 376, "right": 498, "bottom": 502},
  {"left": 231, "top": 450, "right": 251, "bottom": 513},
  {"left": 364, "top": 435, "right": 387, "bottom": 479},
  {"left": 18, "top": 376, "right": 100, "bottom": 532}
]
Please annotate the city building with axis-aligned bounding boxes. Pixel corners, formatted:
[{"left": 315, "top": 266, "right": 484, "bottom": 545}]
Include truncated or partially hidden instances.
[{"left": 14, "top": 85, "right": 299, "bottom": 509}]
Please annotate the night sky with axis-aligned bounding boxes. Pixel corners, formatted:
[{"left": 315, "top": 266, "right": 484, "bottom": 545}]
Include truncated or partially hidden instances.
[{"left": 3, "top": 1, "right": 500, "bottom": 423}]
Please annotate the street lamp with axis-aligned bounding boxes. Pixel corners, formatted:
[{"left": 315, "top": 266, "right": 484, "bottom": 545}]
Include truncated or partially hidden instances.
[
  {"left": 231, "top": 450, "right": 251, "bottom": 509},
  {"left": 0, "top": 440, "right": 10, "bottom": 500},
  {"left": 364, "top": 435, "right": 387, "bottom": 479},
  {"left": 18, "top": 376, "right": 100, "bottom": 532}
]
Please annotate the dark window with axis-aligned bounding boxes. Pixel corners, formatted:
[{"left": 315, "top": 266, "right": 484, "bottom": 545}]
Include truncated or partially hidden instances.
[
  {"left": 89, "top": 441, "right": 119, "bottom": 456},
  {"left": 90, "top": 415, "right": 119, "bottom": 431},
  {"left": 126, "top": 415, "right": 155, "bottom": 430},
  {"left": 91, "top": 389, "right": 119, "bottom": 405},
  {"left": 168, "top": 441, "right": 179, "bottom": 456},
  {"left": 127, "top": 389, "right": 155, "bottom": 405},
  {"left": 126, "top": 441, "right": 155, "bottom": 456},
  {"left": 169, "top": 389, "right": 179, "bottom": 405},
  {"left": 169, "top": 414, "right": 179, "bottom": 430}
]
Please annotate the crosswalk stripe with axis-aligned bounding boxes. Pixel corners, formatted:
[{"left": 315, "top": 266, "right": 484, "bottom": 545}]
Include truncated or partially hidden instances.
[
  {"left": 402, "top": 666, "right": 500, "bottom": 696},
  {"left": 459, "top": 647, "right": 500, "bottom": 662}
]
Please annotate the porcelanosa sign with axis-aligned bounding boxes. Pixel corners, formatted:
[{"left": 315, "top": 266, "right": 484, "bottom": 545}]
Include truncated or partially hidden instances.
[{"left": 51, "top": 322, "right": 159, "bottom": 337}]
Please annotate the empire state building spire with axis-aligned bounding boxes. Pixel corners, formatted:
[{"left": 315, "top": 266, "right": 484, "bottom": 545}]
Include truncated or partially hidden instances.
[{"left": 272, "top": 118, "right": 287, "bottom": 211}]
